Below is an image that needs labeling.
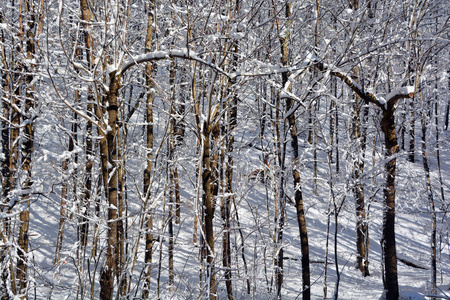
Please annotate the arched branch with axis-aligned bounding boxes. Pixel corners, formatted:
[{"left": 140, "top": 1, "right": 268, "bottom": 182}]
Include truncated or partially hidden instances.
[
  {"left": 118, "top": 49, "right": 231, "bottom": 78},
  {"left": 315, "top": 61, "right": 415, "bottom": 109}
]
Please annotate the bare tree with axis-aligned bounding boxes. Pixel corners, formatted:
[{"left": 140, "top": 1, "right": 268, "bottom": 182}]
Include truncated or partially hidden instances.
[{"left": 318, "top": 61, "right": 414, "bottom": 299}]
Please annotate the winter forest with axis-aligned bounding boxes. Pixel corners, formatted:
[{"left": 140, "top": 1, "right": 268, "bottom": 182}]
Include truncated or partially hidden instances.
[{"left": 0, "top": 0, "right": 449, "bottom": 299}]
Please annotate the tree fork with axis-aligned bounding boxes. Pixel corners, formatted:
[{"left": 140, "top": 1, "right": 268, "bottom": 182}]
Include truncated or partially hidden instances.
[{"left": 315, "top": 59, "right": 413, "bottom": 299}]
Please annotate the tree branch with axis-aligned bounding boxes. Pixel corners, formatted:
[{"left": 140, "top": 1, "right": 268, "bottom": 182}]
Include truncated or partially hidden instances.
[
  {"left": 119, "top": 49, "right": 231, "bottom": 78},
  {"left": 315, "top": 61, "right": 414, "bottom": 110}
]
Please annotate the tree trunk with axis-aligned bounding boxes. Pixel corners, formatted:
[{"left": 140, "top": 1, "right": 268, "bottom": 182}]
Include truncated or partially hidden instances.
[
  {"left": 434, "top": 99, "right": 445, "bottom": 214},
  {"left": 100, "top": 72, "right": 121, "bottom": 300},
  {"left": 202, "top": 121, "right": 216, "bottom": 299},
  {"left": 16, "top": 1, "right": 38, "bottom": 295},
  {"left": 381, "top": 105, "right": 399, "bottom": 300},
  {"left": 346, "top": 0, "right": 370, "bottom": 277},
  {"left": 445, "top": 97, "right": 449, "bottom": 130},
  {"left": 408, "top": 101, "right": 415, "bottom": 162},
  {"left": 0, "top": 11, "right": 15, "bottom": 296},
  {"left": 421, "top": 94, "right": 437, "bottom": 295},
  {"left": 168, "top": 57, "right": 177, "bottom": 292},
  {"left": 222, "top": 19, "right": 240, "bottom": 296},
  {"left": 352, "top": 92, "right": 370, "bottom": 277},
  {"left": 142, "top": 2, "right": 155, "bottom": 297},
  {"left": 277, "top": 1, "right": 310, "bottom": 298},
  {"left": 288, "top": 110, "right": 311, "bottom": 300},
  {"left": 117, "top": 126, "right": 127, "bottom": 297},
  {"left": 54, "top": 132, "right": 73, "bottom": 264},
  {"left": 78, "top": 0, "right": 95, "bottom": 253},
  {"left": 168, "top": 165, "right": 175, "bottom": 292}
]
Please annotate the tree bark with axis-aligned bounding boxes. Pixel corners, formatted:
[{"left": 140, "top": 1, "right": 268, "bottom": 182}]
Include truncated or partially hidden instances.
[
  {"left": 100, "top": 72, "right": 121, "bottom": 300},
  {"left": 0, "top": 10, "right": 15, "bottom": 296},
  {"left": 421, "top": 94, "right": 437, "bottom": 295},
  {"left": 117, "top": 126, "right": 127, "bottom": 297},
  {"left": 223, "top": 29, "right": 240, "bottom": 300},
  {"left": 168, "top": 57, "right": 177, "bottom": 292},
  {"left": 277, "top": 1, "right": 311, "bottom": 298},
  {"left": 351, "top": 87, "right": 370, "bottom": 277},
  {"left": 77, "top": 0, "right": 95, "bottom": 256},
  {"left": 16, "top": 1, "right": 39, "bottom": 295},
  {"left": 142, "top": 2, "right": 155, "bottom": 297},
  {"left": 381, "top": 104, "right": 399, "bottom": 300},
  {"left": 202, "top": 121, "right": 216, "bottom": 299},
  {"left": 408, "top": 101, "right": 415, "bottom": 163}
]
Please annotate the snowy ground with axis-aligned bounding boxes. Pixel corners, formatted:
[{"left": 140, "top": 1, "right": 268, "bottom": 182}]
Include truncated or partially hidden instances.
[{"left": 26, "top": 109, "right": 450, "bottom": 299}]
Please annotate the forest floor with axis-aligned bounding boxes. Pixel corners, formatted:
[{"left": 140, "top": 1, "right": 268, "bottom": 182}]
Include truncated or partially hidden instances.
[{"left": 27, "top": 122, "right": 450, "bottom": 300}]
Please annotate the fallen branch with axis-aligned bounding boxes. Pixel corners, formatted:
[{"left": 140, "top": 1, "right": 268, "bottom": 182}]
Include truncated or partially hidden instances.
[{"left": 397, "top": 255, "right": 429, "bottom": 270}]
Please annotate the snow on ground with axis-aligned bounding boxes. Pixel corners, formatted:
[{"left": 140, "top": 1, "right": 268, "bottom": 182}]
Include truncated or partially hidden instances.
[{"left": 26, "top": 103, "right": 450, "bottom": 299}]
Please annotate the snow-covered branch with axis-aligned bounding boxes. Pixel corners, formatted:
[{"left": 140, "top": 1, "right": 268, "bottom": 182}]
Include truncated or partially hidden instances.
[
  {"left": 119, "top": 49, "right": 316, "bottom": 82},
  {"left": 315, "top": 61, "right": 414, "bottom": 109},
  {"left": 385, "top": 86, "right": 415, "bottom": 104},
  {"left": 119, "top": 49, "right": 231, "bottom": 78}
]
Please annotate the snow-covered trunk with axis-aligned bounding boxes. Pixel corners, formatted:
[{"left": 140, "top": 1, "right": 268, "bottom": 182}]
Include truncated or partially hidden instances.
[
  {"left": 351, "top": 83, "right": 370, "bottom": 277},
  {"left": 420, "top": 92, "right": 437, "bottom": 295},
  {"left": 142, "top": 64, "right": 154, "bottom": 298},
  {"left": 280, "top": 1, "right": 310, "bottom": 298},
  {"left": 380, "top": 105, "right": 399, "bottom": 300},
  {"left": 347, "top": 0, "right": 370, "bottom": 276},
  {"left": 116, "top": 124, "right": 127, "bottom": 297},
  {"left": 16, "top": 88, "right": 34, "bottom": 298},
  {"left": 202, "top": 119, "right": 216, "bottom": 299},
  {"left": 174, "top": 80, "right": 185, "bottom": 225},
  {"left": 8, "top": 22, "right": 21, "bottom": 300},
  {"left": 272, "top": 85, "right": 285, "bottom": 300},
  {"left": 0, "top": 10, "right": 15, "bottom": 297},
  {"left": 222, "top": 63, "right": 237, "bottom": 300},
  {"left": 78, "top": 0, "right": 95, "bottom": 267},
  {"left": 312, "top": 0, "right": 320, "bottom": 196},
  {"left": 142, "top": 2, "right": 155, "bottom": 298},
  {"left": 100, "top": 72, "right": 121, "bottom": 300},
  {"left": 54, "top": 129, "right": 73, "bottom": 265},
  {"left": 288, "top": 105, "right": 311, "bottom": 300},
  {"left": 16, "top": 1, "right": 39, "bottom": 296},
  {"left": 445, "top": 96, "right": 449, "bottom": 130},
  {"left": 222, "top": 122, "right": 234, "bottom": 300},
  {"left": 328, "top": 77, "right": 338, "bottom": 174},
  {"left": 168, "top": 57, "right": 177, "bottom": 292},
  {"left": 81, "top": 95, "right": 94, "bottom": 246},
  {"left": 272, "top": 2, "right": 286, "bottom": 297},
  {"left": 408, "top": 100, "right": 415, "bottom": 162},
  {"left": 199, "top": 68, "right": 219, "bottom": 299}
]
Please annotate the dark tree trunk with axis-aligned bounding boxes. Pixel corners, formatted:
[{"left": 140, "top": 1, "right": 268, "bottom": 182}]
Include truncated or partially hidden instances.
[
  {"left": 16, "top": 2, "right": 39, "bottom": 295},
  {"left": 142, "top": 2, "right": 155, "bottom": 297},
  {"left": 381, "top": 106, "right": 399, "bottom": 300},
  {"left": 0, "top": 10, "right": 14, "bottom": 296},
  {"left": 421, "top": 95, "right": 437, "bottom": 295},
  {"left": 202, "top": 122, "right": 216, "bottom": 299},
  {"left": 352, "top": 94, "right": 370, "bottom": 277},
  {"left": 100, "top": 72, "right": 121, "bottom": 300},
  {"left": 408, "top": 101, "right": 415, "bottom": 163},
  {"left": 222, "top": 30, "right": 240, "bottom": 299},
  {"left": 168, "top": 57, "right": 177, "bottom": 292},
  {"left": 288, "top": 108, "right": 311, "bottom": 300},
  {"left": 277, "top": 1, "right": 310, "bottom": 298}
]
